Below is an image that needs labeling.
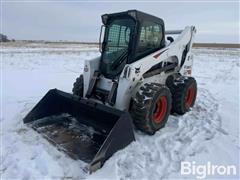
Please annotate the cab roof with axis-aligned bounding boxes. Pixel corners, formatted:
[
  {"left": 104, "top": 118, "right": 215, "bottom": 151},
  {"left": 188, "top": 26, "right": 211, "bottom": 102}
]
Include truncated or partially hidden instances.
[{"left": 101, "top": 10, "right": 164, "bottom": 26}]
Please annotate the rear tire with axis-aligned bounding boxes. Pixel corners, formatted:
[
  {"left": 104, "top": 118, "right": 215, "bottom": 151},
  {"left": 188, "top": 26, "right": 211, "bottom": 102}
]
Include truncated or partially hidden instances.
[
  {"left": 72, "top": 74, "right": 84, "bottom": 97},
  {"left": 169, "top": 76, "right": 197, "bottom": 114},
  {"left": 130, "top": 83, "right": 172, "bottom": 135}
]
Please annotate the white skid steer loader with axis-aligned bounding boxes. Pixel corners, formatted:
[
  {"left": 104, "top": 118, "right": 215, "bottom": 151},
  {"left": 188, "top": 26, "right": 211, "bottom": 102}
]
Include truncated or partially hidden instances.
[{"left": 23, "top": 10, "right": 197, "bottom": 172}]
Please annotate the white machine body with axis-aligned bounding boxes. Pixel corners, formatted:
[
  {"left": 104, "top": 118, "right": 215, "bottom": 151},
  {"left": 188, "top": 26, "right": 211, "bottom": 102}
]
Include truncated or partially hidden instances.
[{"left": 83, "top": 26, "right": 196, "bottom": 111}]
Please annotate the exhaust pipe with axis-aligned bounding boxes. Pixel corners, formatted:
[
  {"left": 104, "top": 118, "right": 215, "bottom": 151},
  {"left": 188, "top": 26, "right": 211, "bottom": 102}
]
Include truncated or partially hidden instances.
[{"left": 23, "top": 89, "right": 135, "bottom": 172}]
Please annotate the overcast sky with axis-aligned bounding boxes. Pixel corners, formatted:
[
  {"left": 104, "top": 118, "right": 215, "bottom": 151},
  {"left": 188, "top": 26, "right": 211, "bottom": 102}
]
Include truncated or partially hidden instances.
[{"left": 1, "top": 0, "right": 239, "bottom": 43}]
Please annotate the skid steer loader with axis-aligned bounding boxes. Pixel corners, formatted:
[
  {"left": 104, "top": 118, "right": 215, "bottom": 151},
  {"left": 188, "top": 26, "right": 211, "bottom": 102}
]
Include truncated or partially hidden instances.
[{"left": 23, "top": 10, "right": 197, "bottom": 172}]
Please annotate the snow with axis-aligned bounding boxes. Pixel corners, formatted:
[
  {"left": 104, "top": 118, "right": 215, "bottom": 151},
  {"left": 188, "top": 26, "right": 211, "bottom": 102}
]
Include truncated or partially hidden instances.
[{"left": 1, "top": 43, "right": 239, "bottom": 179}]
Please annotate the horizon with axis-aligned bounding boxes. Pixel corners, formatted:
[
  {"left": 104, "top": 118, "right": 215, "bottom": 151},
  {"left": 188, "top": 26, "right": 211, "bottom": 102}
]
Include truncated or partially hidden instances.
[{"left": 1, "top": 1, "right": 239, "bottom": 43}]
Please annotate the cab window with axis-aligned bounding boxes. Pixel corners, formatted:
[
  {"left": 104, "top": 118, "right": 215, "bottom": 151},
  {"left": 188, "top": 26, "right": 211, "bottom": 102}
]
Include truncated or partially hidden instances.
[{"left": 136, "top": 21, "right": 163, "bottom": 59}]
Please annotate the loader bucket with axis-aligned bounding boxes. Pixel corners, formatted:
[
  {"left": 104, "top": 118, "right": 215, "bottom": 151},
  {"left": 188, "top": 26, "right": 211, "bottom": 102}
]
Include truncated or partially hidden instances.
[{"left": 23, "top": 89, "right": 135, "bottom": 172}]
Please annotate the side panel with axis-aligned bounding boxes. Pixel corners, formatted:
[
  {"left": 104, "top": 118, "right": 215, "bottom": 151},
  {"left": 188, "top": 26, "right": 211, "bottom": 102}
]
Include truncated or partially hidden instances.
[
  {"left": 115, "top": 75, "right": 135, "bottom": 110},
  {"left": 179, "top": 27, "right": 196, "bottom": 76},
  {"left": 83, "top": 57, "right": 100, "bottom": 97},
  {"left": 180, "top": 54, "right": 194, "bottom": 76}
]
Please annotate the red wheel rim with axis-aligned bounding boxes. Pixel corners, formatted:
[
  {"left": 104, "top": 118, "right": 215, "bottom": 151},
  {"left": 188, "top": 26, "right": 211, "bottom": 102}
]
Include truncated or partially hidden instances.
[
  {"left": 185, "top": 84, "right": 195, "bottom": 108},
  {"left": 153, "top": 96, "right": 167, "bottom": 123}
]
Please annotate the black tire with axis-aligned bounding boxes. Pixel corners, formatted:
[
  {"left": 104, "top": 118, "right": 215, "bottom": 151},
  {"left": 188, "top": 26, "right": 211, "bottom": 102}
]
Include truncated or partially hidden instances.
[
  {"left": 130, "top": 83, "right": 172, "bottom": 135},
  {"left": 168, "top": 76, "right": 197, "bottom": 115},
  {"left": 72, "top": 74, "right": 84, "bottom": 97}
]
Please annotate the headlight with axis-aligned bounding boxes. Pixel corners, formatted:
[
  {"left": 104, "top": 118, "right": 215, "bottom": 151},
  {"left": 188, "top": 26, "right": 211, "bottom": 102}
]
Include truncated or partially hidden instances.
[
  {"left": 127, "top": 10, "right": 137, "bottom": 19},
  {"left": 102, "top": 14, "right": 108, "bottom": 25}
]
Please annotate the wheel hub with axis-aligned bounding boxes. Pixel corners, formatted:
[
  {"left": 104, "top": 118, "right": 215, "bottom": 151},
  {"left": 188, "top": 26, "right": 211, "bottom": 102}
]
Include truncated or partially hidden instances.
[
  {"left": 185, "top": 84, "right": 195, "bottom": 108},
  {"left": 153, "top": 96, "right": 167, "bottom": 123}
]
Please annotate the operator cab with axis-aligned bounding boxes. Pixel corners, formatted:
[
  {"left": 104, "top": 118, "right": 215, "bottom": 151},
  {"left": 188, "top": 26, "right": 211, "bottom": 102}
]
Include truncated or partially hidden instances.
[{"left": 100, "top": 10, "right": 165, "bottom": 79}]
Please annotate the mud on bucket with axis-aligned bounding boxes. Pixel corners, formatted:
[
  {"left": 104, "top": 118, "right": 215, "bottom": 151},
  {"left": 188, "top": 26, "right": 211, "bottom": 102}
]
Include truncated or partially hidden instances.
[{"left": 23, "top": 89, "right": 135, "bottom": 172}]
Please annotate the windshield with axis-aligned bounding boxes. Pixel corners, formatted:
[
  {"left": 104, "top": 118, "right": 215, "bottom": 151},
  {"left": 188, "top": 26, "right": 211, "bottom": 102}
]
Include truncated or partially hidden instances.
[{"left": 101, "top": 18, "right": 135, "bottom": 78}]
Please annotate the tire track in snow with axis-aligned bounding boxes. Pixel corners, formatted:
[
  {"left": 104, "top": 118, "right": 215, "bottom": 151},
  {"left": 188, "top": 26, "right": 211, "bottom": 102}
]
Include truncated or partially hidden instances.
[{"left": 115, "top": 88, "right": 227, "bottom": 180}]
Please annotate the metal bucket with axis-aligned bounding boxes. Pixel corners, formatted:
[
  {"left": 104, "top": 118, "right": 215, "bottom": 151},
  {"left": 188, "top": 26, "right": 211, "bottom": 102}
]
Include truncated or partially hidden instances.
[{"left": 23, "top": 89, "right": 135, "bottom": 172}]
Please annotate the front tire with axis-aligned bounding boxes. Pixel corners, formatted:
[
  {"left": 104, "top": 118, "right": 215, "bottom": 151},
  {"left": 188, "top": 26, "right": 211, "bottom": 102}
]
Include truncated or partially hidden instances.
[
  {"left": 130, "top": 83, "right": 172, "bottom": 135},
  {"left": 72, "top": 74, "right": 84, "bottom": 97}
]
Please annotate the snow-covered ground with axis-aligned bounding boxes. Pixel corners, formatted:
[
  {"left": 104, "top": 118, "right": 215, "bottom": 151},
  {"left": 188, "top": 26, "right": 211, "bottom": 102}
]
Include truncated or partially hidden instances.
[{"left": 1, "top": 43, "right": 239, "bottom": 179}]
